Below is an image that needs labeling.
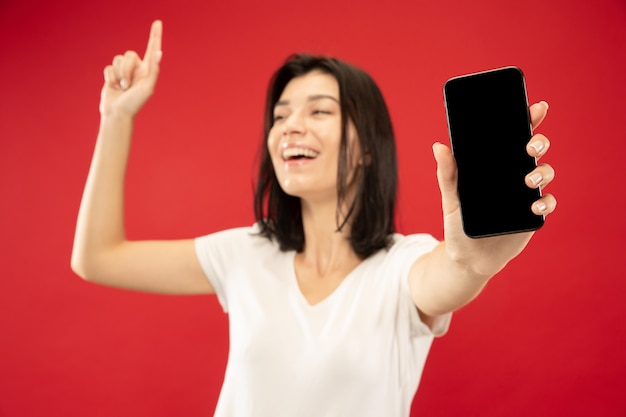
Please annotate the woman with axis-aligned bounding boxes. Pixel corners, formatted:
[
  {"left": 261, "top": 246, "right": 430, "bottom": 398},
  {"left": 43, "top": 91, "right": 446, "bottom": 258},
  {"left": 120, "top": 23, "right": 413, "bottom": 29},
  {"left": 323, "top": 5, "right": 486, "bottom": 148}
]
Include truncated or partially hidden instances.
[{"left": 71, "top": 21, "right": 556, "bottom": 416}]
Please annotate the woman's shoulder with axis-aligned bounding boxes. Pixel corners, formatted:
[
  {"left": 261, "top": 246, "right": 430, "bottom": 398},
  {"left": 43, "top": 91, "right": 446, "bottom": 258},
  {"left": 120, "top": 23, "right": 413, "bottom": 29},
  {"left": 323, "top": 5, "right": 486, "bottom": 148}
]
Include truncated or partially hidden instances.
[
  {"left": 195, "top": 222, "right": 280, "bottom": 253},
  {"left": 196, "top": 223, "right": 260, "bottom": 238},
  {"left": 370, "top": 232, "right": 440, "bottom": 268},
  {"left": 388, "top": 232, "right": 440, "bottom": 252},
  {"left": 356, "top": 233, "right": 439, "bottom": 273}
]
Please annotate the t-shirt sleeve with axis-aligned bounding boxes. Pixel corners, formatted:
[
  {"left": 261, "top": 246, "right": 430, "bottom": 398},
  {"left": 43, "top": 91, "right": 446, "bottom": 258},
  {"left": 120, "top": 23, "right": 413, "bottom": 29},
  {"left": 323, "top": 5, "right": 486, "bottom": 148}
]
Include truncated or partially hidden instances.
[
  {"left": 194, "top": 226, "right": 256, "bottom": 313},
  {"left": 391, "top": 234, "right": 452, "bottom": 338}
]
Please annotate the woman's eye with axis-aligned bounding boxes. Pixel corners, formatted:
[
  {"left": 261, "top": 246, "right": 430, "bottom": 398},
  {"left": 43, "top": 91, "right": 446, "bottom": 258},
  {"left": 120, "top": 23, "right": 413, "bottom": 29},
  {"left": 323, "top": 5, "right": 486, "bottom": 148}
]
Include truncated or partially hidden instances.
[
  {"left": 312, "top": 109, "right": 331, "bottom": 116},
  {"left": 273, "top": 114, "right": 285, "bottom": 122}
]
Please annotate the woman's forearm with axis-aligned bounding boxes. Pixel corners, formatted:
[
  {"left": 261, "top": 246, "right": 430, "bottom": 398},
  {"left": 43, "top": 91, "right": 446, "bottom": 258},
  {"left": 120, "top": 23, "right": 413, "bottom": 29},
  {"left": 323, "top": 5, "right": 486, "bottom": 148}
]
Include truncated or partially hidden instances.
[
  {"left": 409, "top": 242, "right": 495, "bottom": 318},
  {"left": 71, "top": 115, "right": 134, "bottom": 279}
]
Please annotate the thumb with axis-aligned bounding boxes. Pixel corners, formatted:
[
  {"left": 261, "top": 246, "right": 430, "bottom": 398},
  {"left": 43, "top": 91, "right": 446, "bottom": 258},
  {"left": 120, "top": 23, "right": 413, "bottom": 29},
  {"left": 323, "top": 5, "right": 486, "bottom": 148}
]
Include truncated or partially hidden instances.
[{"left": 433, "top": 142, "right": 460, "bottom": 214}]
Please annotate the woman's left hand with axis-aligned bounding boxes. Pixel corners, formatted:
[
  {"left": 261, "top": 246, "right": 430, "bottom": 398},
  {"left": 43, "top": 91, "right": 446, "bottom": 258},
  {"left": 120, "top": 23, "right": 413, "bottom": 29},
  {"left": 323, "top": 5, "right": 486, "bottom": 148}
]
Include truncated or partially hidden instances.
[{"left": 433, "top": 101, "right": 557, "bottom": 277}]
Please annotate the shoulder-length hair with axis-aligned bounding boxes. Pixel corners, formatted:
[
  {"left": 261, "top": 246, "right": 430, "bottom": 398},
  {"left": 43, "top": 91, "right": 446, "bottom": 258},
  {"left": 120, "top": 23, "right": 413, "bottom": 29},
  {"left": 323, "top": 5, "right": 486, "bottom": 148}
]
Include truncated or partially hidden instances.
[{"left": 254, "top": 54, "right": 398, "bottom": 259}]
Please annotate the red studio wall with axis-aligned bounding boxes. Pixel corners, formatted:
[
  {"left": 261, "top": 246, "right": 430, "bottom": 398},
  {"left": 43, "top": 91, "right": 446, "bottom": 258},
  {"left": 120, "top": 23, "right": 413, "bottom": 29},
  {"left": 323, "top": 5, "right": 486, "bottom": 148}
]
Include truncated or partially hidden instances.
[{"left": 1, "top": 0, "right": 625, "bottom": 416}]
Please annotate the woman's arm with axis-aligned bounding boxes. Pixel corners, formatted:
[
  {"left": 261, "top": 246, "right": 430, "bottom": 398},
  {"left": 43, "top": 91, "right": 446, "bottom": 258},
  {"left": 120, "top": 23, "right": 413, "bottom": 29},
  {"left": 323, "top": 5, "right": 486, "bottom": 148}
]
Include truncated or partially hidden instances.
[
  {"left": 70, "top": 21, "right": 213, "bottom": 295},
  {"left": 409, "top": 101, "right": 556, "bottom": 318}
]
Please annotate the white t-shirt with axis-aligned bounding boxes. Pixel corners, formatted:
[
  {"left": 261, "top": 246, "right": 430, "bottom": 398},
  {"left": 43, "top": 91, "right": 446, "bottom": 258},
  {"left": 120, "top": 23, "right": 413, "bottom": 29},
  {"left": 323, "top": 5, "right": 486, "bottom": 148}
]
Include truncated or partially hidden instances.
[{"left": 195, "top": 225, "right": 451, "bottom": 417}]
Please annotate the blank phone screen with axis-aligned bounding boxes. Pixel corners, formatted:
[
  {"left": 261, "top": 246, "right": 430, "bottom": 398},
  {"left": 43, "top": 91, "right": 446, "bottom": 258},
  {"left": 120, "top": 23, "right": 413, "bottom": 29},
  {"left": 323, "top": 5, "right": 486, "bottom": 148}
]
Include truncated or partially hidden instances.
[{"left": 444, "top": 67, "right": 543, "bottom": 238}]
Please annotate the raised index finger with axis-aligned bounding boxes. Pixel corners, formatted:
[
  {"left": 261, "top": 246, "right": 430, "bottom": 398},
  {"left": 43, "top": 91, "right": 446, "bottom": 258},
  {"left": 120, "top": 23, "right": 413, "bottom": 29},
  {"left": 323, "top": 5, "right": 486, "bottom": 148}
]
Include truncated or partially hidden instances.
[{"left": 143, "top": 20, "right": 163, "bottom": 64}]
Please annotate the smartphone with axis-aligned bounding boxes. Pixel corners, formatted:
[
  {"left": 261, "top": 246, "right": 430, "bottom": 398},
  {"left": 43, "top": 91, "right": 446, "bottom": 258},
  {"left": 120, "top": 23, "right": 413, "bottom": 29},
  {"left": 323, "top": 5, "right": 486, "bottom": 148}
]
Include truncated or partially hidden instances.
[{"left": 443, "top": 66, "right": 543, "bottom": 238}]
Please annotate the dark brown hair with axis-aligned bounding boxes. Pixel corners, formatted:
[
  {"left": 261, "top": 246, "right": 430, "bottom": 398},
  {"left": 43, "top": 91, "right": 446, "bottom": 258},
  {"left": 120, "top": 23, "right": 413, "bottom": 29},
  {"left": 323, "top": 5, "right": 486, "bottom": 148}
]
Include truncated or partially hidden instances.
[{"left": 254, "top": 54, "right": 398, "bottom": 258}]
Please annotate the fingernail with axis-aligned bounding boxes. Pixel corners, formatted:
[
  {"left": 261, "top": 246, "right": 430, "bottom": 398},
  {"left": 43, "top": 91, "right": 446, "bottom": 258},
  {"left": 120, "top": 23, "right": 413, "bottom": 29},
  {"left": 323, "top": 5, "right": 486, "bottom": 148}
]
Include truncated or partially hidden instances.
[
  {"left": 530, "top": 141, "right": 545, "bottom": 154},
  {"left": 529, "top": 173, "right": 543, "bottom": 186},
  {"left": 154, "top": 50, "right": 163, "bottom": 64},
  {"left": 120, "top": 78, "right": 128, "bottom": 89},
  {"left": 541, "top": 100, "right": 549, "bottom": 110},
  {"left": 536, "top": 201, "right": 547, "bottom": 213}
]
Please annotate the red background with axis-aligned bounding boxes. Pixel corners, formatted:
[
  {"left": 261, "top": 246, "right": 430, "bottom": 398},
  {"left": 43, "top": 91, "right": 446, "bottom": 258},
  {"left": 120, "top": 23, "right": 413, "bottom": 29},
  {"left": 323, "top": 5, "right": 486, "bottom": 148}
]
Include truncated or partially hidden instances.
[{"left": 1, "top": 0, "right": 625, "bottom": 415}]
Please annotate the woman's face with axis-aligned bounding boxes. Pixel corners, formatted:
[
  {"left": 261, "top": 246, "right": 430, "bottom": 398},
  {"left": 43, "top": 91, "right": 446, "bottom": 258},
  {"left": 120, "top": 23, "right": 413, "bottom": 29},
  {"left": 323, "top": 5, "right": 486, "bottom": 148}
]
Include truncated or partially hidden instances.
[{"left": 268, "top": 70, "right": 361, "bottom": 204}]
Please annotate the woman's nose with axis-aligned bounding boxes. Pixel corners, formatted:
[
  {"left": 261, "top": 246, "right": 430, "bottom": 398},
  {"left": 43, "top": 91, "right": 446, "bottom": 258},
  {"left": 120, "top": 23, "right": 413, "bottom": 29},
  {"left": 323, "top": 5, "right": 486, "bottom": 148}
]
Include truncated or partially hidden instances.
[{"left": 282, "top": 110, "right": 306, "bottom": 136}]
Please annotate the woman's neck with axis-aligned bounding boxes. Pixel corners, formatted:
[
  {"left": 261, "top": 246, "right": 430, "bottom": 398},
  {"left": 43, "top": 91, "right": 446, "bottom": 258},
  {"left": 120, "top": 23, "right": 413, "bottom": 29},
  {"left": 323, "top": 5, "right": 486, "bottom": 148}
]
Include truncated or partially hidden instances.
[{"left": 298, "top": 198, "right": 360, "bottom": 277}]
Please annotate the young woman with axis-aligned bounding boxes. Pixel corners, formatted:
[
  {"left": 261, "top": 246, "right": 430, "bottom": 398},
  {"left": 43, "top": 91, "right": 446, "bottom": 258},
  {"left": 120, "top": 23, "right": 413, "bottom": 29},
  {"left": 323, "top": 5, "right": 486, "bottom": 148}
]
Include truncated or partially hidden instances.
[{"left": 71, "top": 21, "right": 556, "bottom": 416}]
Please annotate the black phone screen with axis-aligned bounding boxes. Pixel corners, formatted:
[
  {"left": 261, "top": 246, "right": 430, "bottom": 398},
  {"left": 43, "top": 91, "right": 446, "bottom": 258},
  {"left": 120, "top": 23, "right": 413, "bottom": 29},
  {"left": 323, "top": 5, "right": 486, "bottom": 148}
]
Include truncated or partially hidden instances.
[{"left": 444, "top": 66, "right": 543, "bottom": 238}]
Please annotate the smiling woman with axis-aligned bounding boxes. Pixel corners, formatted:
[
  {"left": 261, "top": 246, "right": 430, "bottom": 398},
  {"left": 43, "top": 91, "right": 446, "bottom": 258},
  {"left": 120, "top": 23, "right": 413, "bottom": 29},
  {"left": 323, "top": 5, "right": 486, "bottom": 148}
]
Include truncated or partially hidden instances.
[
  {"left": 257, "top": 56, "right": 399, "bottom": 259},
  {"left": 71, "top": 20, "right": 557, "bottom": 417}
]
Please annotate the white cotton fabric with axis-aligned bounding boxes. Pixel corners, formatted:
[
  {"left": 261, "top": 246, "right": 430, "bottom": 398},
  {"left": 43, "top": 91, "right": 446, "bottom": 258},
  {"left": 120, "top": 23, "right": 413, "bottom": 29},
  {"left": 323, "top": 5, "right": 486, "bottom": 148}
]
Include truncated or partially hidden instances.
[{"left": 195, "top": 225, "right": 451, "bottom": 417}]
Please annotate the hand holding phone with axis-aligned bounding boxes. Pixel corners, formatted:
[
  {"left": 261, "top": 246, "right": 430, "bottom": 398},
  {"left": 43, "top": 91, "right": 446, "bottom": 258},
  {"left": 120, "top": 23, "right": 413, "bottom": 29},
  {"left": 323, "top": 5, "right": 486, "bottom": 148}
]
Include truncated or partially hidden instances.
[{"left": 444, "top": 66, "right": 544, "bottom": 238}]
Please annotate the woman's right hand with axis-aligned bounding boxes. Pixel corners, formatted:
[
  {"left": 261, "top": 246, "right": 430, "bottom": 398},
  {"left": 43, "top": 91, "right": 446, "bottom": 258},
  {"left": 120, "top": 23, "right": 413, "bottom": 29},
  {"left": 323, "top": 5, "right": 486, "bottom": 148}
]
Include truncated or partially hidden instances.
[
  {"left": 100, "top": 20, "right": 163, "bottom": 118},
  {"left": 73, "top": 19, "right": 213, "bottom": 295}
]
